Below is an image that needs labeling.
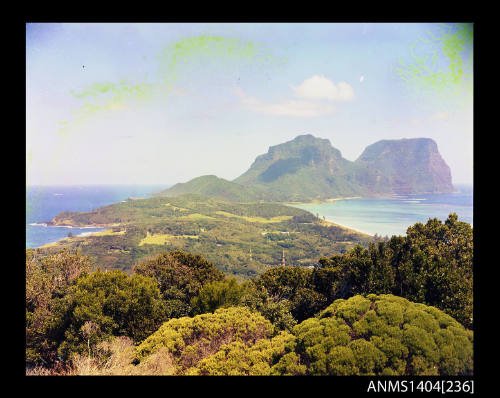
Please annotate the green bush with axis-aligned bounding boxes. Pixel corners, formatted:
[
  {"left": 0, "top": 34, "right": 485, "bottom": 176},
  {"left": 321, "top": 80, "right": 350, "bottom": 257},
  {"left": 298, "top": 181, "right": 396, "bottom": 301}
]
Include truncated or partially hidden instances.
[
  {"left": 26, "top": 249, "right": 92, "bottom": 366},
  {"left": 188, "top": 331, "right": 297, "bottom": 375},
  {"left": 135, "top": 306, "right": 274, "bottom": 374},
  {"left": 273, "top": 294, "right": 473, "bottom": 376},
  {"left": 134, "top": 250, "right": 225, "bottom": 318},
  {"left": 240, "top": 284, "right": 297, "bottom": 332},
  {"left": 254, "top": 267, "right": 326, "bottom": 322},
  {"left": 56, "top": 270, "right": 168, "bottom": 360},
  {"left": 318, "top": 214, "right": 473, "bottom": 328},
  {"left": 191, "top": 278, "right": 246, "bottom": 315}
]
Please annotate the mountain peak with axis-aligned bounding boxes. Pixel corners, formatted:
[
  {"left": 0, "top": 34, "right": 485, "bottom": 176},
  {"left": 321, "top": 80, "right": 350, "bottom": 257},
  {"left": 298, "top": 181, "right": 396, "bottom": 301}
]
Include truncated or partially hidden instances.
[
  {"left": 158, "top": 135, "right": 455, "bottom": 203},
  {"left": 355, "top": 138, "right": 454, "bottom": 194}
]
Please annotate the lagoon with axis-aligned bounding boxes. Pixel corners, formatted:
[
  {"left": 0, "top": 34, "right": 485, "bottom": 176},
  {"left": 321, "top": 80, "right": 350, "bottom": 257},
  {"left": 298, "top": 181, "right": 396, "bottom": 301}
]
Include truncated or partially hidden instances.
[{"left": 291, "top": 184, "right": 473, "bottom": 237}]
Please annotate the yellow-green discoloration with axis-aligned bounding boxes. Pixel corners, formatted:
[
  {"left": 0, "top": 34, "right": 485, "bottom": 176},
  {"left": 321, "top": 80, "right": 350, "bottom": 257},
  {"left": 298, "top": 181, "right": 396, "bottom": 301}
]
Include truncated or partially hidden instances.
[
  {"left": 215, "top": 211, "right": 292, "bottom": 223},
  {"left": 62, "top": 34, "right": 283, "bottom": 134},
  {"left": 393, "top": 23, "right": 473, "bottom": 104},
  {"left": 156, "top": 35, "right": 279, "bottom": 88},
  {"left": 139, "top": 232, "right": 199, "bottom": 246}
]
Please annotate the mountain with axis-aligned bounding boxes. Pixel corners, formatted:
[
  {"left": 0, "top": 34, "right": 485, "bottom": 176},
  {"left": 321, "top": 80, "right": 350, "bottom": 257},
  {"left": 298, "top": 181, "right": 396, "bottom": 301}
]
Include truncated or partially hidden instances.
[
  {"left": 233, "top": 134, "right": 367, "bottom": 201},
  {"left": 353, "top": 138, "right": 455, "bottom": 194},
  {"left": 156, "top": 134, "right": 455, "bottom": 202},
  {"left": 154, "top": 175, "right": 264, "bottom": 202}
]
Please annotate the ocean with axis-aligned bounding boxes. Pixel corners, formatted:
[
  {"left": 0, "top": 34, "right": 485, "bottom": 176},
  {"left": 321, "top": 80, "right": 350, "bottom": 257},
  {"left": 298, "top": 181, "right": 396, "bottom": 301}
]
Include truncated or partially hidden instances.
[
  {"left": 26, "top": 185, "right": 170, "bottom": 249},
  {"left": 26, "top": 184, "right": 473, "bottom": 249},
  {"left": 292, "top": 184, "right": 473, "bottom": 237}
]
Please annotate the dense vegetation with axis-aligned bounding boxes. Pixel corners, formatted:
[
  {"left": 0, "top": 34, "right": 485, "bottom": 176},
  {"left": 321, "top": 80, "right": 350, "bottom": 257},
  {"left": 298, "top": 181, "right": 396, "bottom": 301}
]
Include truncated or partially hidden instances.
[
  {"left": 38, "top": 194, "right": 370, "bottom": 278},
  {"left": 26, "top": 213, "right": 473, "bottom": 376},
  {"left": 317, "top": 213, "right": 473, "bottom": 328},
  {"left": 154, "top": 175, "right": 265, "bottom": 202},
  {"left": 274, "top": 294, "right": 472, "bottom": 376}
]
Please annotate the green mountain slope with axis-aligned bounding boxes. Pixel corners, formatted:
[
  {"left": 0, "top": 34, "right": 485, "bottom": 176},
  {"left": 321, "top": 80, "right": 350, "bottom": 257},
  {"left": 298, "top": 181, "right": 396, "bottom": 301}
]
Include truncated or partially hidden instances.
[
  {"left": 149, "top": 135, "right": 455, "bottom": 203},
  {"left": 154, "top": 175, "right": 264, "bottom": 202},
  {"left": 234, "top": 134, "right": 367, "bottom": 201}
]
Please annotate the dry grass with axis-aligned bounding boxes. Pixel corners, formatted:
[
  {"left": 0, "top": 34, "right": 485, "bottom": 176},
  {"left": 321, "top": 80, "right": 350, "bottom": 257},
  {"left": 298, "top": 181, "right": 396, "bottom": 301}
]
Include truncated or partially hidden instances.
[{"left": 68, "top": 336, "right": 176, "bottom": 375}]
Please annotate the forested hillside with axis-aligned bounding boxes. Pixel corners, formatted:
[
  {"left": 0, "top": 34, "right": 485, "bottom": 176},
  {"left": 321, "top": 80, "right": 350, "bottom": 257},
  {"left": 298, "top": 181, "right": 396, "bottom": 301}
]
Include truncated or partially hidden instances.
[
  {"left": 38, "top": 194, "right": 371, "bottom": 278},
  {"left": 26, "top": 214, "right": 473, "bottom": 376}
]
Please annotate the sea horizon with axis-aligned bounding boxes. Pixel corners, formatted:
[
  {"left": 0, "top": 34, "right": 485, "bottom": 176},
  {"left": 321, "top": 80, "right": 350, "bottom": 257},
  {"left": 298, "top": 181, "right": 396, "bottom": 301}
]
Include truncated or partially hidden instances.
[{"left": 26, "top": 184, "right": 172, "bottom": 249}]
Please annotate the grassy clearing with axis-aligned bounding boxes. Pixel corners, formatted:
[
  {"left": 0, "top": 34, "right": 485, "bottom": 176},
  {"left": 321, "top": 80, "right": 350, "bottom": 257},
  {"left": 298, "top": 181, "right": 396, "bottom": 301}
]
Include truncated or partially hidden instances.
[
  {"left": 139, "top": 232, "right": 199, "bottom": 246},
  {"left": 163, "top": 203, "right": 188, "bottom": 212},
  {"left": 215, "top": 211, "right": 292, "bottom": 224}
]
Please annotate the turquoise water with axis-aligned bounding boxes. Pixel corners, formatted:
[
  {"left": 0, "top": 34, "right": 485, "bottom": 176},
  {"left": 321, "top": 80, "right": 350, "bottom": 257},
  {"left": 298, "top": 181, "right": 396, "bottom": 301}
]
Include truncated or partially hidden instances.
[{"left": 291, "top": 184, "right": 473, "bottom": 237}]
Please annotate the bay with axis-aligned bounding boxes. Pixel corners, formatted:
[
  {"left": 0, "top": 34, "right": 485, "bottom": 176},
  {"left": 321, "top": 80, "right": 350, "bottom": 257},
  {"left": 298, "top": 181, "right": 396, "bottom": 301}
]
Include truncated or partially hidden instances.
[{"left": 291, "top": 184, "right": 473, "bottom": 237}]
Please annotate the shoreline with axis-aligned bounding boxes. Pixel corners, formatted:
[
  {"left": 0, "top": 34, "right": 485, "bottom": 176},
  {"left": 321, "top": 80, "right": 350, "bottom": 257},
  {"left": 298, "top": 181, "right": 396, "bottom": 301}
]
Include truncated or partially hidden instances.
[
  {"left": 286, "top": 196, "right": 373, "bottom": 237},
  {"left": 43, "top": 221, "right": 120, "bottom": 229},
  {"left": 29, "top": 222, "right": 115, "bottom": 229},
  {"left": 28, "top": 223, "right": 111, "bottom": 249},
  {"left": 317, "top": 218, "right": 373, "bottom": 237},
  {"left": 284, "top": 196, "right": 362, "bottom": 206}
]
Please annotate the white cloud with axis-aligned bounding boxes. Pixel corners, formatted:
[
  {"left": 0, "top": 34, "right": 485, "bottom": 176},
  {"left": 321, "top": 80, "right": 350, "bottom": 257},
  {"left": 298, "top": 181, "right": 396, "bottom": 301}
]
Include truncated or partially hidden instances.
[
  {"left": 233, "top": 88, "right": 336, "bottom": 117},
  {"left": 360, "top": 75, "right": 365, "bottom": 83},
  {"left": 292, "top": 75, "right": 355, "bottom": 101}
]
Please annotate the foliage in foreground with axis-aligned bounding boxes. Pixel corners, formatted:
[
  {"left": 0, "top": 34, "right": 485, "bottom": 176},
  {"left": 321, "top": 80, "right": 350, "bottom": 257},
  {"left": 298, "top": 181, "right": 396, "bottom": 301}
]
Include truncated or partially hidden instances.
[
  {"left": 71, "top": 295, "right": 472, "bottom": 376},
  {"left": 26, "top": 214, "right": 473, "bottom": 375},
  {"left": 133, "top": 250, "right": 225, "bottom": 318},
  {"left": 276, "top": 294, "right": 473, "bottom": 376},
  {"left": 318, "top": 214, "right": 473, "bottom": 328},
  {"left": 135, "top": 306, "right": 277, "bottom": 374},
  {"left": 26, "top": 249, "right": 92, "bottom": 365},
  {"left": 55, "top": 269, "right": 168, "bottom": 361}
]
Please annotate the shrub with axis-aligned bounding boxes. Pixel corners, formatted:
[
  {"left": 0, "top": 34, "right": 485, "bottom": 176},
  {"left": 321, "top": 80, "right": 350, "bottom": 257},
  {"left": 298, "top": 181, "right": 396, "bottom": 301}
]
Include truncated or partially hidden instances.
[
  {"left": 318, "top": 214, "right": 473, "bottom": 328},
  {"left": 274, "top": 294, "right": 473, "bottom": 376},
  {"left": 191, "top": 278, "right": 246, "bottom": 315},
  {"left": 56, "top": 270, "right": 168, "bottom": 360},
  {"left": 188, "top": 331, "right": 297, "bottom": 375},
  {"left": 135, "top": 307, "right": 274, "bottom": 374},
  {"left": 134, "top": 250, "right": 225, "bottom": 318},
  {"left": 26, "top": 249, "right": 92, "bottom": 366}
]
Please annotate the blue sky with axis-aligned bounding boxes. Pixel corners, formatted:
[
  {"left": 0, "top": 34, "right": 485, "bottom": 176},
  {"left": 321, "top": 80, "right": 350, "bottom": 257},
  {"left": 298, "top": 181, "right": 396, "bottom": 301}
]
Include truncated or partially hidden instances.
[{"left": 26, "top": 23, "right": 473, "bottom": 186}]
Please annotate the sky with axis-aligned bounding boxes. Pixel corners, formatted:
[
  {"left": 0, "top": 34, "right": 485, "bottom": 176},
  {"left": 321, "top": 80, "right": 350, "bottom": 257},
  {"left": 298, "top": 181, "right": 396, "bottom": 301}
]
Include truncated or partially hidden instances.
[{"left": 26, "top": 23, "right": 473, "bottom": 186}]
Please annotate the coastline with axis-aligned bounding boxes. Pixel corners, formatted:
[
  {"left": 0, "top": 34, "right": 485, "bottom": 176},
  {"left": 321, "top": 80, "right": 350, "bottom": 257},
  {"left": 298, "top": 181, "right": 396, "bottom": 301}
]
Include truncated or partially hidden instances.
[
  {"left": 44, "top": 221, "right": 121, "bottom": 229},
  {"left": 285, "top": 196, "right": 374, "bottom": 237},
  {"left": 29, "top": 223, "right": 112, "bottom": 249},
  {"left": 316, "top": 218, "right": 373, "bottom": 237},
  {"left": 284, "top": 196, "right": 362, "bottom": 206},
  {"left": 30, "top": 222, "right": 117, "bottom": 229}
]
